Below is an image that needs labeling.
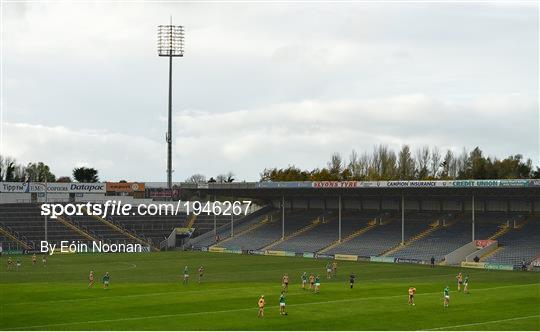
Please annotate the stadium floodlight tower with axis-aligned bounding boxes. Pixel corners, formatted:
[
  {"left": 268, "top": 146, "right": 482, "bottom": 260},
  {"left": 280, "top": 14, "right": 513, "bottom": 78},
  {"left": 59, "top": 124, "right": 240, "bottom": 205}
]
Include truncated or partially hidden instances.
[{"left": 157, "top": 20, "right": 184, "bottom": 189}]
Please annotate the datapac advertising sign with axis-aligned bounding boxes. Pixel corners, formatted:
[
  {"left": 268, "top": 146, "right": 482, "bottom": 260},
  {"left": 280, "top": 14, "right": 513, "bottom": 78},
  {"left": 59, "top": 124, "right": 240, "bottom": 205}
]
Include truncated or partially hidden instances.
[{"left": 0, "top": 182, "right": 106, "bottom": 193}]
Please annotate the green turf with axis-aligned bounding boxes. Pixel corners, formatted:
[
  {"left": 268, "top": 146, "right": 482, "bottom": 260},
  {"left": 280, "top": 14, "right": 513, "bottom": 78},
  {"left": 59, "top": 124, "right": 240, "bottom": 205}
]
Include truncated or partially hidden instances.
[{"left": 0, "top": 251, "right": 539, "bottom": 330}]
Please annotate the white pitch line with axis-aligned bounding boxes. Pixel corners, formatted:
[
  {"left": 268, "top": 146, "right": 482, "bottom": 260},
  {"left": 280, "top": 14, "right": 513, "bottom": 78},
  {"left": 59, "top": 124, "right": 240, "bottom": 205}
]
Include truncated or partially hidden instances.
[
  {"left": 0, "top": 261, "right": 138, "bottom": 275},
  {"left": 0, "top": 265, "right": 494, "bottom": 306},
  {"left": 6, "top": 277, "right": 540, "bottom": 308},
  {"left": 422, "top": 314, "right": 540, "bottom": 331},
  {"left": 0, "top": 286, "right": 308, "bottom": 307},
  {"left": 3, "top": 283, "right": 538, "bottom": 331},
  {"left": 0, "top": 272, "right": 530, "bottom": 307}
]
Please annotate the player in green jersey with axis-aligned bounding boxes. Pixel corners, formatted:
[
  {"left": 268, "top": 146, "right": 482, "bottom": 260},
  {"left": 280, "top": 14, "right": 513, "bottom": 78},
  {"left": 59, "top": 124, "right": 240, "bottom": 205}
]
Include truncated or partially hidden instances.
[
  {"left": 102, "top": 272, "right": 110, "bottom": 289},
  {"left": 314, "top": 275, "right": 321, "bottom": 293},
  {"left": 443, "top": 286, "right": 450, "bottom": 307},
  {"left": 279, "top": 291, "right": 287, "bottom": 316},
  {"left": 301, "top": 272, "right": 307, "bottom": 290},
  {"left": 350, "top": 272, "right": 356, "bottom": 289},
  {"left": 463, "top": 275, "right": 469, "bottom": 294},
  {"left": 183, "top": 265, "right": 189, "bottom": 285}
]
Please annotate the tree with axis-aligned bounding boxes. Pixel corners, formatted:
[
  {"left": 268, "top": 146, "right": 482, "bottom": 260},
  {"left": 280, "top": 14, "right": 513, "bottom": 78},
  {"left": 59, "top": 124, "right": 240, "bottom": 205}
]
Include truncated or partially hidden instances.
[
  {"left": 532, "top": 167, "right": 540, "bottom": 179},
  {"left": 430, "top": 146, "right": 441, "bottom": 179},
  {"left": 225, "top": 172, "right": 235, "bottom": 183},
  {"left": 0, "top": 156, "right": 26, "bottom": 181},
  {"left": 415, "top": 146, "right": 431, "bottom": 180},
  {"left": 327, "top": 153, "right": 343, "bottom": 180},
  {"left": 468, "top": 147, "right": 488, "bottom": 179},
  {"left": 57, "top": 176, "right": 72, "bottom": 183},
  {"left": 377, "top": 145, "right": 397, "bottom": 180},
  {"left": 347, "top": 150, "right": 371, "bottom": 180},
  {"left": 493, "top": 155, "right": 533, "bottom": 179},
  {"left": 456, "top": 148, "right": 470, "bottom": 179},
  {"left": 398, "top": 145, "right": 415, "bottom": 180},
  {"left": 26, "top": 162, "right": 56, "bottom": 182},
  {"left": 347, "top": 150, "right": 360, "bottom": 180},
  {"left": 310, "top": 168, "right": 331, "bottom": 181},
  {"left": 257, "top": 145, "right": 537, "bottom": 182},
  {"left": 216, "top": 172, "right": 235, "bottom": 183},
  {"left": 440, "top": 150, "right": 454, "bottom": 179},
  {"left": 185, "top": 174, "right": 206, "bottom": 183},
  {"left": 73, "top": 167, "right": 99, "bottom": 183}
]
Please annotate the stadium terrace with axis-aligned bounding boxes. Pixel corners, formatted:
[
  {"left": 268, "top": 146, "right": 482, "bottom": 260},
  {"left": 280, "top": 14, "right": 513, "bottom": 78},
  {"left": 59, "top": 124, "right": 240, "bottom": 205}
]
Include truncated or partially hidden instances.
[{"left": 1, "top": 179, "right": 539, "bottom": 271}]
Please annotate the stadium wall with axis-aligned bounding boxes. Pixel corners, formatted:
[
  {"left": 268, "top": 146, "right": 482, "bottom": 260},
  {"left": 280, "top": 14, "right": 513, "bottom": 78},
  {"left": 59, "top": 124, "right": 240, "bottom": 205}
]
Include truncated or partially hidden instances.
[
  {"left": 444, "top": 241, "right": 477, "bottom": 265},
  {"left": 0, "top": 192, "right": 31, "bottom": 203},
  {"left": 465, "top": 241, "right": 498, "bottom": 262}
]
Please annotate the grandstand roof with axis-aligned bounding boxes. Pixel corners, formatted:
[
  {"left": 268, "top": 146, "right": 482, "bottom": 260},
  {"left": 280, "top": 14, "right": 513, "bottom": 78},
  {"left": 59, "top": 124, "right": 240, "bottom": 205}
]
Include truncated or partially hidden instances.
[{"left": 183, "top": 180, "right": 540, "bottom": 199}]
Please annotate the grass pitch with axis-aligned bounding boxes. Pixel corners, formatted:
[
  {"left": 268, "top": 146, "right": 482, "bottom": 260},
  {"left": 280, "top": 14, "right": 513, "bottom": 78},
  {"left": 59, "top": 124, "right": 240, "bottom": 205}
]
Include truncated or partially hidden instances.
[{"left": 0, "top": 251, "right": 539, "bottom": 330}]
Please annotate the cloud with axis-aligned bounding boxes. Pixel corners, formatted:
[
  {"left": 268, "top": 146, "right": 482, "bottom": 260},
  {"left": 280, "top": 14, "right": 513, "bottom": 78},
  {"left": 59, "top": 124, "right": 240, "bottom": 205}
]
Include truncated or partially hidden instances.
[
  {"left": 1, "top": 3, "right": 538, "bottom": 181},
  {"left": 5, "top": 92, "right": 536, "bottom": 181},
  {"left": 3, "top": 123, "right": 163, "bottom": 181}
]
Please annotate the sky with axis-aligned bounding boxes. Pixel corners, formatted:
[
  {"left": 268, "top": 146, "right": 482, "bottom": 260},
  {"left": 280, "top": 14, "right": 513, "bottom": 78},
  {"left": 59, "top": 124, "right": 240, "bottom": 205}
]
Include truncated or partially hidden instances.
[{"left": 1, "top": 1, "right": 538, "bottom": 182}]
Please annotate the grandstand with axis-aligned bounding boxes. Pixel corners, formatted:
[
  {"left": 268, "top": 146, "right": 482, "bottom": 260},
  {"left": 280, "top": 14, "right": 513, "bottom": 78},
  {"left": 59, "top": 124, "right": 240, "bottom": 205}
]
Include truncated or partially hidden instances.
[
  {"left": 218, "top": 209, "right": 322, "bottom": 250},
  {"left": 70, "top": 213, "right": 135, "bottom": 244},
  {"left": 484, "top": 215, "right": 540, "bottom": 267},
  {"left": 390, "top": 217, "right": 479, "bottom": 261},
  {"left": 269, "top": 210, "right": 360, "bottom": 253},
  {"left": 0, "top": 203, "right": 88, "bottom": 249},
  {"left": 191, "top": 206, "right": 274, "bottom": 248},
  {"left": 326, "top": 212, "right": 437, "bottom": 257},
  {"left": 105, "top": 205, "right": 186, "bottom": 245},
  {"left": 0, "top": 180, "right": 539, "bottom": 270}
]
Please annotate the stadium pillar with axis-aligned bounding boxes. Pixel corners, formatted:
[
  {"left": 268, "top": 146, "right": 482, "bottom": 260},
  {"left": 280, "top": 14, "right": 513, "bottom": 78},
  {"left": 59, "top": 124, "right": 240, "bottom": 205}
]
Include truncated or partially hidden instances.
[
  {"left": 472, "top": 195, "right": 475, "bottom": 241},
  {"left": 231, "top": 196, "right": 234, "bottom": 237},
  {"left": 157, "top": 23, "right": 184, "bottom": 189},
  {"left": 282, "top": 196, "right": 285, "bottom": 240},
  {"left": 213, "top": 195, "right": 217, "bottom": 236},
  {"left": 338, "top": 195, "right": 342, "bottom": 242},
  {"left": 231, "top": 212, "right": 234, "bottom": 237},
  {"left": 231, "top": 197, "right": 234, "bottom": 237},
  {"left": 167, "top": 54, "right": 173, "bottom": 189},
  {"left": 401, "top": 194, "right": 405, "bottom": 245},
  {"left": 44, "top": 179, "right": 48, "bottom": 243}
]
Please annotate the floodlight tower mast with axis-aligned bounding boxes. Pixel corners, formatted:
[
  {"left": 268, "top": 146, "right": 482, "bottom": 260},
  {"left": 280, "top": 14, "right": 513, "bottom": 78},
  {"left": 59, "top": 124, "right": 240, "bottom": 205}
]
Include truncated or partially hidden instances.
[{"left": 158, "top": 19, "right": 184, "bottom": 189}]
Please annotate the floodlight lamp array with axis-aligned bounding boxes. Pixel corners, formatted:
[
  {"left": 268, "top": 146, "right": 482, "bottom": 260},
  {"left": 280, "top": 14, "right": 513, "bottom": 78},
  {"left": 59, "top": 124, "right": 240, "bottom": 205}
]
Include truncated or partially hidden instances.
[{"left": 157, "top": 25, "right": 184, "bottom": 57}]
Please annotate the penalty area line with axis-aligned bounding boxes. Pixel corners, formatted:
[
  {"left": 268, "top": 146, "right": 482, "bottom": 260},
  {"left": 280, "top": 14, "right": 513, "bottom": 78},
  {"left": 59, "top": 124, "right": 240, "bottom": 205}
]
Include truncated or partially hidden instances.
[{"left": 422, "top": 314, "right": 540, "bottom": 330}]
